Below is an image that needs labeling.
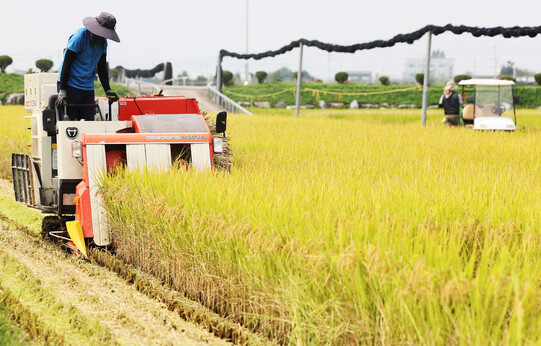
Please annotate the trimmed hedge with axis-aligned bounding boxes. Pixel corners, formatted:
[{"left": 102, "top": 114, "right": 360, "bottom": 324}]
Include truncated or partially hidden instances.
[
  {"left": 224, "top": 82, "right": 541, "bottom": 108},
  {"left": 454, "top": 74, "right": 471, "bottom": 84},
  {"left": 0, "top": 73, "right": 24, "bottom": 103},
  {"left": 535, "top": 73, "right": 541, "bottom": 86}
]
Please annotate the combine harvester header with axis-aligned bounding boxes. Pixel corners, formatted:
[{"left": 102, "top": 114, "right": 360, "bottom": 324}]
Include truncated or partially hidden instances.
[{"left": 13, "top": 72, "right": 228, "bottom": 255}]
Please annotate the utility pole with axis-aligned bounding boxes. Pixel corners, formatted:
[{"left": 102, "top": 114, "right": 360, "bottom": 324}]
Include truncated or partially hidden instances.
[
  {"left": 493, "top": 45, "right": 498, "bottom": 79},
  {"left": 295, "top": 42, "right": 304, "bottom": 118},
  {"left": 244, "top": 0, "right": 250, "bottom": 85},
  {"left": 216, "top": 53, "right": 223, "bottom": 93},
  {"left": 421, "top": 31, "right": 432, "bottom": 127},
  {"left": 328, "top": 52, "right": 331, "bottom": 82}
]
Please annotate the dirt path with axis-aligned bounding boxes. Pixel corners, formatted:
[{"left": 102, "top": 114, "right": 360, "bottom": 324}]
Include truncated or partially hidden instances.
[
  {"left": 136, "top": 85, "right": 226, "bottom": 114},
  {"left": 163, "top": 86, "right": 226, "bottom": 114},
  {"left": 0, "top": 180, "right": 232, "bottom": 345}
]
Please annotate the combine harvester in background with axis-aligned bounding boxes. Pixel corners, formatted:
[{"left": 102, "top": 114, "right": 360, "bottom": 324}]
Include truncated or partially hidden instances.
[
  {"left": 459, "top": 79, "right": 518, "bottom": 131},
  {"left": 12, "top": 73, "right": 228, "bottom": 256}
]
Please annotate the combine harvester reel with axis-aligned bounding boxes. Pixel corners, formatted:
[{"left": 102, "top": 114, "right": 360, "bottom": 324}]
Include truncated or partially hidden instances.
[{"left": 12, "top": 73, "right": 227, "bottom": 256}]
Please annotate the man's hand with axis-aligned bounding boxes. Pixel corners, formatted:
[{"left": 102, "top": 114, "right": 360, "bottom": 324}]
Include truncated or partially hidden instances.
[
  {"left": 106, "top": 90, "right": 119, "bottom": 102},
  {"left": 55, "top": 90, "right": 67, "bottom": 108}
]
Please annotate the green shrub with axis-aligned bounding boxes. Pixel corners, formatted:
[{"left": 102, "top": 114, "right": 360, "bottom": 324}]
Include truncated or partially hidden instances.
[
  {"left": 35, "top": 59, "right": 53, "bottom": 72},
  {"left": 0, "top": 55, "right": 13, "bottom": 73},
  {"left": 335, "top": 72, "right": 348, "bottom": 84},
  {"left": 379, "top": 76, "right": 391, "bottom": 86},
  {"left": 499, "top": 75, "right": 516, "bottom": 83},
  {"left": 454, "top": 74, "right": 471, "bottom": 84},
  {"left": 222, "top": 70, "right": 234, "bottom": 86},
  {"left": 415, "top": 73, "right": 424, "bottom": 85},
  {"left": 255, "top": 71, "right": 267, "bottom": 84},
  {"left": 534, "top": 73, "right": 541, "bottom": 86}
]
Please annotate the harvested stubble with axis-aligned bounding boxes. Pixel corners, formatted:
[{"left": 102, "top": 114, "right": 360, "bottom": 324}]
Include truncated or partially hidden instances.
[{"left": 102, "top": 109, "right": 541, "bottom": 344}]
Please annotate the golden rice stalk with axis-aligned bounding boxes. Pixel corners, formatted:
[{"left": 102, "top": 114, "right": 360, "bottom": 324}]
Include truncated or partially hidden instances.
[{"left": 202, "top": 110, "right": 233, "bottom": 172}]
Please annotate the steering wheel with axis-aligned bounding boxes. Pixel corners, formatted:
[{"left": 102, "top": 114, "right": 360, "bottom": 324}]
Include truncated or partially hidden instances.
[{"left": 491, "top": 106, "right": 504, "bottom": 115}]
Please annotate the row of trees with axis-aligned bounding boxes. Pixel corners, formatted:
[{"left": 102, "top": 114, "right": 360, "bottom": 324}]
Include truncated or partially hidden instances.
[
  {"left": 0, "top": 55, "right": 54, "bottom": 73},
  {"left": 5, "top": 54, "right": 541, "bottom": 87},
  {"left": 222, "top": 69, "right": 393, "bottom": 86},
  {"left": 221, "top": 67, "right": 318, "bottom": 86},
  {"left": 332, "top": 71, "right": 391, "bottom": 86},
  {"left": 222, "top": 68, "right": 536, "bottom": 87}
]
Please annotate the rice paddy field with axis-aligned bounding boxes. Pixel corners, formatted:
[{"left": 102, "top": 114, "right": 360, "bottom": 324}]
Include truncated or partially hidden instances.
[
  {"left": 0, "top": 106, "right": 30, "bottom": 180},
  {"left": 2, "top": 105, "right": 541, "bottom": 344}
]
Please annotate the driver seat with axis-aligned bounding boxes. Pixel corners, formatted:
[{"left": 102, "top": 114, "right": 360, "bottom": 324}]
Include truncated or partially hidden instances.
[{"left": 463, "top": 104, "right": 474, "bottom": 121}]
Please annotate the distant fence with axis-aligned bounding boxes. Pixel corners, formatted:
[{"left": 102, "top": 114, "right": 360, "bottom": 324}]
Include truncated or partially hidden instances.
[
  {"left": 208, "top": 83, "right": 252, "bottom": 115},
  {"left": 122, "top": 78, "right": 162, "bottom": 95},
  {"left": 222, "top": 85, "right": 427, "bottom": 108},
  {"left": 220, "top": 84, "right": 541, "bottom": 109}
]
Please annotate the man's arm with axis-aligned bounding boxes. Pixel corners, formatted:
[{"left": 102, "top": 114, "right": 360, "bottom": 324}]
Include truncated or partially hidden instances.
[
  {"left": 55, "top": 49, "right": 77, "bottom": 108},
  {"left": 97, "top": 54, "right": 111, "bottom": 92},
  {"left": 59, "top": 49, "right": 76, "bottom": 91},
  {"left": 97, "top": 54, "right": 118, "bottom": 102}
]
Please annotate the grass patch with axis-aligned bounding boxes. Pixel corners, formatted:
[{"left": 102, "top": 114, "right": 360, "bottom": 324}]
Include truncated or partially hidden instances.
[
  {"left": 0, "top": 306, "right": 25, "bottom": 346},
  {"left": 95, "top": 81, "right": 135, "bottom": 98},
  {"left": 0, "top": 246, "right": 115, "bottom": 344},
  {"left": 0, "top": 180, "right": 42, "bottom": 235},
  {"left": 224, "top": 82, "right": 541, "bottom": 108},
  {"left": 0, "top": 74, "right": 24, "bottom": 104}
]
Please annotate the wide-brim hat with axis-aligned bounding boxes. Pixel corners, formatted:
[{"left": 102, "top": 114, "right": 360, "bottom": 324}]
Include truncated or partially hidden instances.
[
  {"left": 445, "top": 81, "right": 457, "bottom": 91},
  {"left": 83, "top": 12, "right": 120, "bottom": 42}
]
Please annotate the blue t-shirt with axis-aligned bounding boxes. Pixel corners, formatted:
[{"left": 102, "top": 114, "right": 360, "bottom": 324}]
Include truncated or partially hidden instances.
[{"left": 57, "top": 28, "right": 107, "bottom": 90}]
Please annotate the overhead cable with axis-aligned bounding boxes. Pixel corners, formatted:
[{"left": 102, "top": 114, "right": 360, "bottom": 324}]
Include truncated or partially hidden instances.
[{"left": 220, "top": 24, "right": 541, "bottom": 60}]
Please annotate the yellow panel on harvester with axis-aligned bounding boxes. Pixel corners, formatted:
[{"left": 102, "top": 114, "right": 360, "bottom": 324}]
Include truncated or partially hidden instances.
[{"left": 66, "top": 220, "right": 87, "bottom": 256}]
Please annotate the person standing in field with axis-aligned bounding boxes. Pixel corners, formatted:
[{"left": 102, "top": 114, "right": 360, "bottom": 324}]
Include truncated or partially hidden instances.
[
  {"left": 438, "top": 81, "right": 463, "bottom": 127},
  {"left": 56, "top": 12, "right": 120, "bottom": 120}
]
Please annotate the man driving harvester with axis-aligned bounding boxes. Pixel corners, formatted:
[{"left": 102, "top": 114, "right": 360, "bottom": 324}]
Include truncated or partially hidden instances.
[{"left": 56, "top": 12, "right": 120, "bottom": 120}]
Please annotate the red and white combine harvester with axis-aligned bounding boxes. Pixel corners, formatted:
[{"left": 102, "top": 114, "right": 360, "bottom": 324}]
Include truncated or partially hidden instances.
[{"left": 12, "top": 73, "right": 227, "bottom": 256}]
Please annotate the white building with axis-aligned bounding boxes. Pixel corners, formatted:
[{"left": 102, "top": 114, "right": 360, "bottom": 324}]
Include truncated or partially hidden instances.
[
  {"left": 403, "top": 50, "right": 454, "bottom": 84},
  {"left": 346, "top": 71, "right": 373, "bottom": 84}
]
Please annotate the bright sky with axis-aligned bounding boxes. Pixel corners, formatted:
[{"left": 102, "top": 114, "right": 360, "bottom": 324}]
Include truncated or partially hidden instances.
[{"left": 3, "top": 0, "right": 541, "bottom": 82}]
